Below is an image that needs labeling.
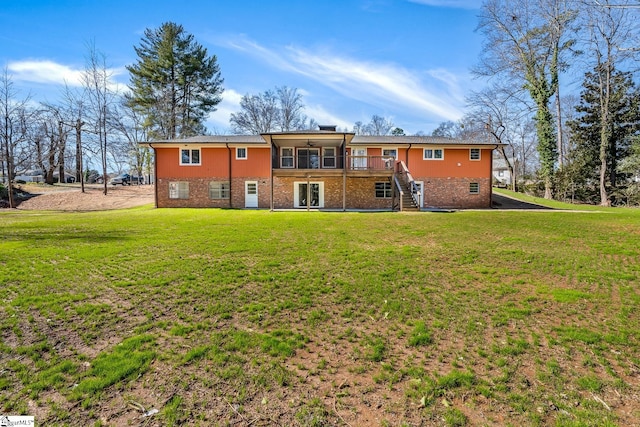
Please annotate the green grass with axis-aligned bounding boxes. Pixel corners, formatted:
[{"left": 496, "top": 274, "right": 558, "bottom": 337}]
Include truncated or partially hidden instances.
[{"left": 1, "top": 202, "right": 639, "bottom": 425}]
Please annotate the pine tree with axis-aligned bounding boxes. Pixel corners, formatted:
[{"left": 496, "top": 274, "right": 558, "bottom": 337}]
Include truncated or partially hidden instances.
[
  {"left": 127, "top": 22, "right": 223, "bottom": 139},
  {"left": 567, "top": 67, "right": 639, "bottom": 204}
]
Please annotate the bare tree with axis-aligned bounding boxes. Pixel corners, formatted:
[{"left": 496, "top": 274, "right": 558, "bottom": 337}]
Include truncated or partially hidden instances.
[
  {"left": 467, "top": 83, "right": 536, "bottom": 190},
  {"left": 359, "top": 115, "right": 395, "bottom": 135},
  {"left": 475, "top": 0, "right": 577, "bottom": 199},
  {"left": 82, "top": 43, "right": 116, "bottom": 195},
  {"left": 112, "top": 99, "right": 150, "bottom": 182},
  {"left": 230, "top": 87, "right": 313, "bottom": 134},
  {"left": 1, "top": 69, "right": 32, "bottom": 208},
  {"left": 230, "top": 90, "right": 280, "bottom": 134},
  {"left": 277, "top": 86, "right": 306, "bottom": 131}
]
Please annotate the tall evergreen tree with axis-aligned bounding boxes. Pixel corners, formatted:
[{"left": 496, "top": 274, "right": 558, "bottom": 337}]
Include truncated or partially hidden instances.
[
  {"left": 127, "top": 22, "right": 223, "bottom": 139},
  {"left": 567, "top": 67, "right": 639, "bottom": 204}
]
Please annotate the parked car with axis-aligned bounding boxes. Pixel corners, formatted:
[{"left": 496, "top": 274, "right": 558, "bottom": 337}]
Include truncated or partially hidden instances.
[
  {"left": 109, "top": 174, "right": 145, "bottom": 185},
  {"left": 109, "top": 174, "right": 132, "bottom": 185}
]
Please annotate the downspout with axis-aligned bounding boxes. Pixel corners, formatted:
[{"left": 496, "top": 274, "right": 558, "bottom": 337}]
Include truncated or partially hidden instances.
[
  {"left": 149, "top": 143, "right": 158, "bottom": 208},
  {"left": 406, "top": 143, "right": 412, "bottom": 167},
  {"left": 342, "top": 134, "right": 347, "bottom": 211},
  {"left": 270, "top": 140, "right": 274, "bottom": 211},
  {"left": 226, "top": 143, "right": 232, "bottom": 208},
  {"left": 490, "top": 145, "right": 498, "bottom": 208}
]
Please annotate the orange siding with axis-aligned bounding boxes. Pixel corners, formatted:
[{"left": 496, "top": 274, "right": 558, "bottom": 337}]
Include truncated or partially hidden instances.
[
  {"left": 154, "top": 146, "right": 270, "bottom": 179},
  {"left": 232, "top": 148, "right": 271, "bottom": 178},
  {"left": 407, "top": 148, "right": 492, "bottom": 178}
]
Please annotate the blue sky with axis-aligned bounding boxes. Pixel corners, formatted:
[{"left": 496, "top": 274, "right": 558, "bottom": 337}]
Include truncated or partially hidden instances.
[{"left": 1, "top": 0, "right": 484, "bottom": 135}]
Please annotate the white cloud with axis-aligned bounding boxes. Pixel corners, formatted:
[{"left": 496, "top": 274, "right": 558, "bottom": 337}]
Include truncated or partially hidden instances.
[
  {"left": 304, "top": 104, "right": 352, "bottom": 130},
  {"left": 7, "top": 60, "right": 126, "bottom": 91},
  {"left": 408, "top": 0, "right": 482, "bottom": 9},
  {"left": 222, "top": 38, "right": 464, "bottom": 122},
  {"left": 8, "top": 60, "right": 85, "bottom": 86},
  {"left": 207, "top": 88, "right": 243, "bottom": 132}
]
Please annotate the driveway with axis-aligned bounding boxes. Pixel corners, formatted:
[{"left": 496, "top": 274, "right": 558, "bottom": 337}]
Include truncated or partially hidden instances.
[{"left": 491, "top": 192, "right": 552, "bottom": 210}]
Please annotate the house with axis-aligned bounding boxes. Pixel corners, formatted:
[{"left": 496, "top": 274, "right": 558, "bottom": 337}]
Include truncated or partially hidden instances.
[
  {"left": 492, "top": 156, "right": 514, "bottom": 187},
  {"left": 144, "top": 127, "right": 500, "bottom": 211}
]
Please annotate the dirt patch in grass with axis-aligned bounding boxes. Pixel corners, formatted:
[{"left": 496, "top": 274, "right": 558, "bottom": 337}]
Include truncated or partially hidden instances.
[{"left": 11, "top": 183, "right": 154, "bottom": 211}]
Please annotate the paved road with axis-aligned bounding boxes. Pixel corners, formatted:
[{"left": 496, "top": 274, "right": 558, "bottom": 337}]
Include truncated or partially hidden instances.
[{"left": 491, "top": 193, "right": 552, "bottom": 210}]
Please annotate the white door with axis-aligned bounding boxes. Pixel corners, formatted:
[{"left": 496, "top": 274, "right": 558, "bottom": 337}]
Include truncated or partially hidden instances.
[
  {"left": 414, "top": 181, "right": 424, "bottom": 208},
  {"left": 245, "top": 181, "right": 258, "bottom": 208},
  {"left": 294, "top": 182, "right": 324, "bottom": 208},
  {"left": 351, "top": 148, "right": 367, "bottom": 169}
]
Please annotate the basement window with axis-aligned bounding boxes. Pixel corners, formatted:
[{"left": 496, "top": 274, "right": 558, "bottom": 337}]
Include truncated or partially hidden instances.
[
  {"left": 469, "top": 182, "right": 480, "bottom": 194},
  {"left": 169, "top": 181, "right": 189, "bottom": 199},
  {"left": 209, "top": 181, "right": 230, "bottom": 199},
  {"left": 375, "top": 182, "right": 392, "bottom": 198}
]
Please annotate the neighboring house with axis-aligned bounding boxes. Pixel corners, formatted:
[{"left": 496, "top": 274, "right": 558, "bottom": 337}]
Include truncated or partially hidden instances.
[
  {"left": 492, "top": 156, "right": 513, "bottom": 187},
  {"left": 144, "top": 127, "right": 500, "bottom": 211}
]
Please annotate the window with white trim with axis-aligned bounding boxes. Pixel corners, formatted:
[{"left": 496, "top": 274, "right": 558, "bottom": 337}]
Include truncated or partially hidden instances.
[
  {"left": 469, "top": 182, "right": 480, "bottom": 194},
  {"left": 209, "top": 181, "right": 230, "bottom": 199},
  {"left": 169, "top": 181, "right": 189, "bottom": 199},
  {"left": 236, "top": 147, "right": 247, "bottom": 160},
  {"left": 470, "top": 148, "right": 481, "bottom": 160},
  {"left": 382, "top": 148, "right": 398, "bottom": 159},
  {"left": 281, "top": 148, "right": 294, "bottom": 168},
  {"left": 423, "top": 148, "right": 444, "bottom": 160},
  {"left": 375, "top": 182, "right": 392, "bottom": 198},
  {"left": 180, "top": 148, "right": 200, "bottom": 165},
  {"left": 323, "top": 147, "right": 336, "bottom": 168}
]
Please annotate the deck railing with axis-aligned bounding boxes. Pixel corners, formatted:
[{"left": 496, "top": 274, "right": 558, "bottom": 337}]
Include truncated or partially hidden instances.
[{"left": 273, "top": 154, "right": 396, "bottom": 171}]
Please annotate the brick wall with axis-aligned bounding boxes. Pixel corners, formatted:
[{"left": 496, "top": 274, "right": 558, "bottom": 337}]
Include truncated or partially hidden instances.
[
  {"left": 157, "top": 177, "right": 270, "bottom": 208},
  {"left": 419, "top": 177, "right": 491, "bottom": 209},
  {"left": 156, "top": 176, "right": 490, "bottom": 209},
  {"left": 272, "top": 176, "right": 393, "bottom": 210},
  {"left": 346, "top": 177, "right": 393, "bottom": 210}
]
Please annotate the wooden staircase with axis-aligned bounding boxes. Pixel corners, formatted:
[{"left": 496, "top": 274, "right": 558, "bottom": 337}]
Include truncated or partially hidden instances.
[{"left": 398, "top": 179, "right": 420, "bottom": 211}]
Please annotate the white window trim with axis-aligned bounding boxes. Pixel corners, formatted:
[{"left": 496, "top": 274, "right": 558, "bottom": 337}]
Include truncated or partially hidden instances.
[
  {"left": 470, "top": 148, "right": 481, "bottom": 161},
  {"left": 322, "top": 147, "right": 336, "bottom": 168},
  {"left": 236, "top": 147, "right": 248, "bottom": 160},
  {"left": 382, "top": 148, "right": 398, "bottom": 160},
  {"left": 281, "top": 147, "right": 294, "bottom": 168},
  {"left": 423, "top": 148, "right": 444, "bottom": 160},
  {"left": 169, "top": 181, "right": 189, "bottom": 199},
  {"left": 179, "top": 148, "right": 201, "bottom": 166},
  {"left": 209, "top": 181, "right": 230, "bottom": 199},
  {"left": 293, "top": 181, "right": 324, "bottom": 208}
]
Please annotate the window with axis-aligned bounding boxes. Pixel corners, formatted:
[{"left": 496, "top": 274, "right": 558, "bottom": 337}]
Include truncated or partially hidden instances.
[
  {"left": 375, "top": 182, "right": 392, "bottom": 198},
  {"left": 382, "top": 148, "right": 398, "bottom": 159},
  {"left": 498, "top": 170, "right": 504, "bottom": 177},
  {"left": 323, "top": 148, "right": 336, "bottom": 168},
  {"left": 209, "top": 181, "right": 230, "bottom": 199},
  {"left": 423, "top": 148, "right": 444, "bottom": 160},
  {"left": 236, "top": 147, "right": 247, "bottom": 160},
  {"left": 281, "top": 148, "right": 294, "bottom": 168},
  {"left": 470, "top": 148, "right": 481, "bottom": 160},
  {"left": 169, "top": 181, "right": 189, "bottom": 199},
  {"left": 469, "top": 182, "right": 480, "bottom": 194},
  {"left": 180, "top": 149, "right": 200, "bottom": 165}
]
